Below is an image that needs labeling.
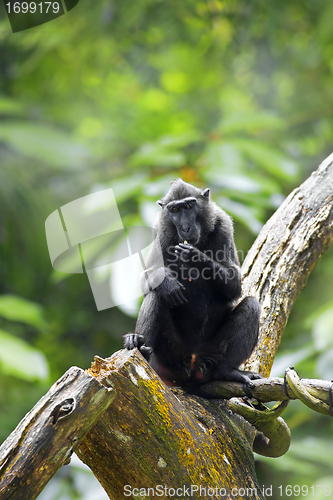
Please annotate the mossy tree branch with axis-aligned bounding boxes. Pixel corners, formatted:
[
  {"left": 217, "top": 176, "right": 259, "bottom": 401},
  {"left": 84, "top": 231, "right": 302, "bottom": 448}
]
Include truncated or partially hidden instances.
[
  {"left": 77, "top": 349, "right": 266, "bottom": 500},
  {"left": 0, "top": 367, "right": 115, "bottom": 500},
  {"left": 241, "top": 154, "right": 333, "bottom": 377}
]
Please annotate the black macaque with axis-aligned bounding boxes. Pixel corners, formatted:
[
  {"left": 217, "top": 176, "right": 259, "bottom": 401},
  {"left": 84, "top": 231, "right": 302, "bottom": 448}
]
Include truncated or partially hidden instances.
[{"left": 124, "top": 179, "right": 261, "bottom": 388}]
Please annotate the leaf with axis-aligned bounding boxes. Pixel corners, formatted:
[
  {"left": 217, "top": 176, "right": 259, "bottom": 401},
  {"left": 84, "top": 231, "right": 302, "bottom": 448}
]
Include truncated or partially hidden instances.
[
  {"left": 157, "top": 131, "right": 202, "bottom": 148},
  {"left": 289, "top": 438, "right": 333, "bottom": 466},
  {"left": 312, "top": 306, "right": 333, "bottom": 351},
  {"left": 0, "top": 295, "right": 47, "bottom": 330},
  {"left": 202, "top": 142, "right": 244, "bottom": 173},
  {"left": 256, "top": 438, "right": 333, "bottom": 478},
  {"left": 205, "top": 173, "right": 262, "bottom": 194},
  {"left": 316, "top": 348, "right": 333, "bottom": 380},
  {"left": 270, "top": 347, "right": 312, "bottom": 377},
  {"left": 220, "top": 111, "right": 283, "bottom": 135},
  {"left": 130, "top": 134, "right": 193, "bottom": 168},
  {"left": 217, "top": 196, "right": 262, "bottom": 234},
  {"left": 0, "top": 122, "right": 90, "bottom": 169},
  {"left": 131, "top": 141, "right": 185, "bottom": 167},
  {"left": 140, "top": 201, "right": 160, "bottom": 226},
  {"left": 0, "top": 97, "right": 25, "bottom": 116},
  {"left": 105, "top": 173, "right": 148, "bottom": 204},
  {"left": 231, "top": 139, "right": 298, "bottom": 179},
  {"left": 0, "top": 329, "right": 49, "bottom": 381},
  {"left": 318, "top": 2, "right": 333, "bottom": 43}
]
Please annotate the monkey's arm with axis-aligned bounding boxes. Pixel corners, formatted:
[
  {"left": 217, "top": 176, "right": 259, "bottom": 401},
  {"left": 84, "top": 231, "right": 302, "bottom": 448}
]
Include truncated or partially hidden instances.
[
  {"left": 174, "top": 243, "right": 241, "bottom": 300},
  {"left": 142, "top": 266, "right": 188, "bottom": 307},
  {"left": 140, "top": 243, "right": 188, "bottom": 306}
]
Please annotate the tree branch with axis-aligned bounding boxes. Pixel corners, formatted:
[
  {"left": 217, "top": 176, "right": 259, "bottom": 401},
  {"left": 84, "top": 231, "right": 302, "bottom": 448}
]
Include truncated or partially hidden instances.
[
  {"left": 0, "top": 367, "right": 115, "bottom": 500},
  {"left": 241, "top": 154, "right": 333, "bottom": 376},
  {"left": 77, "top": 349, "right": 266, "bottom": 500},
  {"left": 196, "top": 371, "right": 333, "bottom": 407}
]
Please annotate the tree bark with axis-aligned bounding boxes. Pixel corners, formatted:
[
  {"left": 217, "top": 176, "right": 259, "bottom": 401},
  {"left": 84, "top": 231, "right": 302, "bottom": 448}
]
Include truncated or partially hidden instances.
[
  {"left": 0, "top": 367, "right": 115, "bottom": 500},
  {"left": 241, "top": 153, "right": 333, "bottom": 376},
  {"left": 77, "top": 349, "right": 265, "bottom": 500}
]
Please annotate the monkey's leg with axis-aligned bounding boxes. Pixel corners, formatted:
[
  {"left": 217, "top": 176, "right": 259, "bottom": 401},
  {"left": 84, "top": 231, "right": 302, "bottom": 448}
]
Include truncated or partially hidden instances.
[
  {"left": 125, "top": 292, "right": 177, "bottom": 363},
  {"left": 127, "top": 292, "right": 189, "bottom": 384},
  {"left": 124, "top": 293, "right": 157, "bottom": 360},
  {"left": 212, "top": 296, "right": 261, "bottom": 386}
]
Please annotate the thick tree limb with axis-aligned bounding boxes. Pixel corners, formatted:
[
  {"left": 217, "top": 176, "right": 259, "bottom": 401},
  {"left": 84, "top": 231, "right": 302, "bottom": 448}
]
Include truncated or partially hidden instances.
[
  {"left": 241, "top": 154, "right": 333, "bottom": 376},
  {"left": 77, "top": 349, "right": 266, "bottom": 500},
  {"left": 0, "top": 367, "right": 115, "bottom": 500}
]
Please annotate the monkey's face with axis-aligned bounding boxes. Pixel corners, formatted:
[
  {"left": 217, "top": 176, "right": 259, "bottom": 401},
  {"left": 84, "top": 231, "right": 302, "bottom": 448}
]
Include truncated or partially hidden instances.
[{"left": 166, "top": 197, "right": 201, "bottom": 244}]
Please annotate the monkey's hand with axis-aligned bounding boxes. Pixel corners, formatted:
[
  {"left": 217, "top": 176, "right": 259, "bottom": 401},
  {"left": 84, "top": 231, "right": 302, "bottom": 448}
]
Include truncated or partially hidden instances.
[
  {"left": 157, "top": 278, "right": 188, "bottom": 307},
  {"left": 174, "top": 243, "right": 209, "bottom": 265}
]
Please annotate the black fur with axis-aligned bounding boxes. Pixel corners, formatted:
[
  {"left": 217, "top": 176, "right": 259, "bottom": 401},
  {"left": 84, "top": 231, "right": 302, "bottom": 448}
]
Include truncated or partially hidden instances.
[{"left": 124, "top": 179, "right": 261, "bottom": 387}]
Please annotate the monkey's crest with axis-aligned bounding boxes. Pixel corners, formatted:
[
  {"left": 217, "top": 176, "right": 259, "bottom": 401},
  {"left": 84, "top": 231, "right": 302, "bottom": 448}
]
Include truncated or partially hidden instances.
[
  {"left": 157, "top": 178, "right": 210, "bottom": 208},
  {"left": 155, "top": 178, "right": 229, "bottom": 238}
]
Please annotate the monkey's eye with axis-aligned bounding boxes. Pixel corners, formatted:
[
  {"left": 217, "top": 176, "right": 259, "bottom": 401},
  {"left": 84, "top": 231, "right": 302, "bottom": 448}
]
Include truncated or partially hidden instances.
[
  {"left": 171, "top": 207, "right": 179, "bottom": 213},
  {"left": 184, "top": 203, "right": 191, "bottom": 209}
]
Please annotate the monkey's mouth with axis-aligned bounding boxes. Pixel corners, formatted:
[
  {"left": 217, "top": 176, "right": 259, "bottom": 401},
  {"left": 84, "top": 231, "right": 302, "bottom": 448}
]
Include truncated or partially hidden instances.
[{"left": 178, "top": 234, "right": 199, "bottom": 245}]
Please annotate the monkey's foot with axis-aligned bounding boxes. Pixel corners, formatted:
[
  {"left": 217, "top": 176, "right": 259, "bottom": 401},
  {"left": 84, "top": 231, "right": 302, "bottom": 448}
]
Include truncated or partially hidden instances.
[
  {"left": 123, "top": 333, "right": 145, "bottom": 350},
  {"left": 214, "top": 368, "right": 262, "bottom": 388},
  {"left": 123, "top": 333, "right": 152, "bottom": 362},
  {"left": 241, "top": 370, "right": 262, "bottom": 381}
]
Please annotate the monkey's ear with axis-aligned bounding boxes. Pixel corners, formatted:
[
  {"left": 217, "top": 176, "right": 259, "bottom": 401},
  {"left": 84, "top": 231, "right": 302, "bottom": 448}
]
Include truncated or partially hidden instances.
[
  {"left": 157, "top": 200, "right": 164, "bottom": 208},
  {"left": 202, "top": 188, "right": 210, "bottom": 199}
]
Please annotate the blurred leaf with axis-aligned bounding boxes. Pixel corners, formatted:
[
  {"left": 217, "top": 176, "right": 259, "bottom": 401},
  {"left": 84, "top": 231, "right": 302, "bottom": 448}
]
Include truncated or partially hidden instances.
[
  {"left": 270, "top": 347, "right": 312, "bottom": 377},
  {"left": 143, "top": 174, "right": 188, "bottom": 197},
  {"left": 0, "top": 295, "right": 47, "bottom": 330},
  {"left": 206, "top": 173, "right": 262, "bottom": 194},
  {"left": 131, "top": 144, "right": 185, "bottom": 167},
  {"left": 257, "top": 438, "right": 333, "bottom": 477},
  {"left": 0, "top": 122, "right": 90, "bottom": 169},
  {"left": 140, "top": 200, "right": 160, "bottom": 226},
  {"left": 220, "top": 112, "right": 283, "bottom": 135},
  {"left": 106, "top": 173, "right": 148, "bottom": 203},
  {"left": 0, "top": 96, "right": 25, "bottom": 116},
  {"left": 217, "top": 196, "right": 262, "bottom": 234},
  {"left": 290, "top": 438, "right": 333, "bottom": 466},
  {"left": 312, "top": 306, "right": 333, "bottom": 351},
  {"left": 0, "top": 329, "right": 49, "bottom": 381},
  {"left": 158, "top": 131, "right": 202, "bottom": 148},
  {"left": 318, "top": 2, "right": 333, "bottom": 43},
  {"left": 130, "top": 133, "right": 200, "bottom": 168},
  {"left": 231, "top": 139, "right": 298, "bottom": 179},
  {"left": 161, "top": 71, "right": 191, "bottom": 93},
  {"left": 202, "top": 142, "right": 244, "bottom": 173},
  {"left": 316, "top": 348, "right": 333, "bottom": 380},
  {"left": 256, "top": 452, "right": 321, "bottom": 476}
]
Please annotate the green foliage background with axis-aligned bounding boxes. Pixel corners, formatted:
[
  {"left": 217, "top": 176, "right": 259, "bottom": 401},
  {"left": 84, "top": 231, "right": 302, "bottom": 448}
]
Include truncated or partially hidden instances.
[{"left": 1, "top": 1, "right": 333, "bottom": 498}]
